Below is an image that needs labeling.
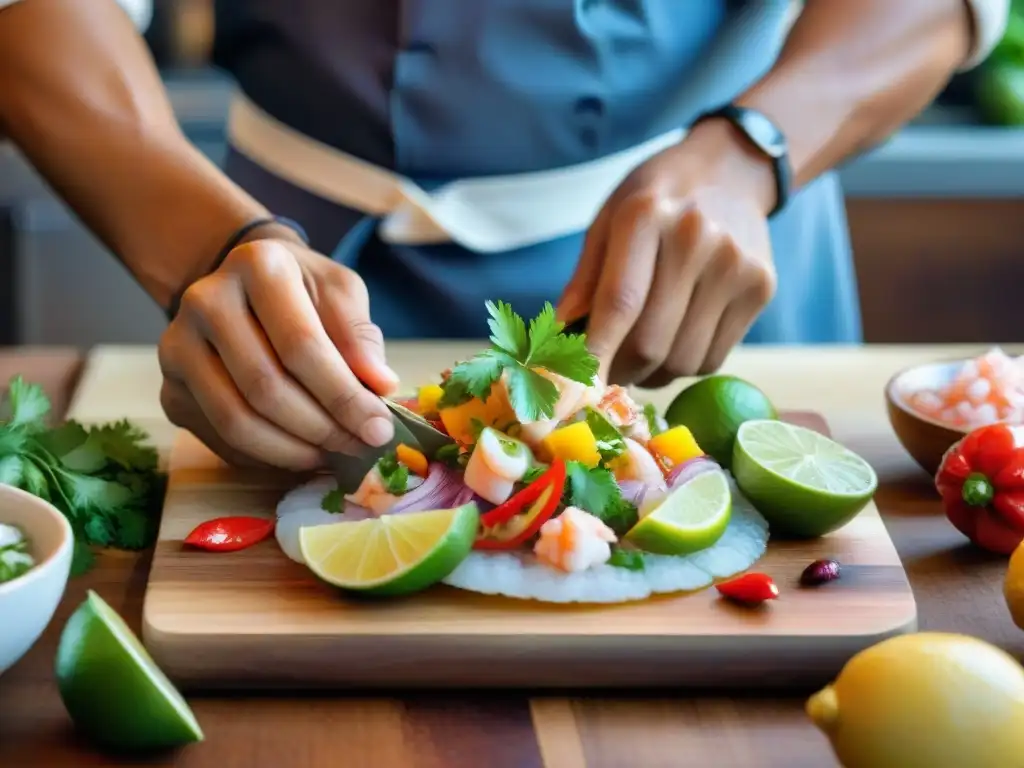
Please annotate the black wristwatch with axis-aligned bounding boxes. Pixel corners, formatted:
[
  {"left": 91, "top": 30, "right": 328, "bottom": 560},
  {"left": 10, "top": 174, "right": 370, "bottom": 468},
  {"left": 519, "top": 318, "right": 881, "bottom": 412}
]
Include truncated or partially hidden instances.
[{"left": 692, "top": 104, "right": 791, "bottom": 218}]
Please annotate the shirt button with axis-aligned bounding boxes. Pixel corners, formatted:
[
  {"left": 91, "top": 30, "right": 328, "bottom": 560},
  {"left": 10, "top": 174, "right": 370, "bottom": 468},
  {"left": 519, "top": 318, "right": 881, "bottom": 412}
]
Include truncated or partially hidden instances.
[
  {"left": 404, "top": 41, "right": 434, "bottom": 55},
  {"left": 574, "top": 96, "right": 605, "bottom": 118}
]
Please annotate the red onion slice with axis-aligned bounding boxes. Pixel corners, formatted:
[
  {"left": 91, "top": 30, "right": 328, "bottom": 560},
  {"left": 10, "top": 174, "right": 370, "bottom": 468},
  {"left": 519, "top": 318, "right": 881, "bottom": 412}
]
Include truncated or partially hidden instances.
[
  {"left": 616, "top": 479, "right": 649, "bottom": 510},
  {"left": 667, "top": 456, "right": 721, "bottom": 489},
  {"left": 389, "top": 462, "right": 472, "bottom": 514}
]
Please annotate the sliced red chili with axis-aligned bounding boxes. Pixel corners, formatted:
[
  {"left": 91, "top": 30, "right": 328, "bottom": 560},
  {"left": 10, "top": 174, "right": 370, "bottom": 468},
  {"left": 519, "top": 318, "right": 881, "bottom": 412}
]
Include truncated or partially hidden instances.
[
  {"left": 715, "top": 572, "right": 779, "bottom": 605},
  {"left": 183, "top": 516, "right": 275, "bottom": 552},
  {"left": 479, "top": 463, "right": 556, "bottom": 528},
  {"left": 474, "top": 460, "right": 566, "bottom": 551}
]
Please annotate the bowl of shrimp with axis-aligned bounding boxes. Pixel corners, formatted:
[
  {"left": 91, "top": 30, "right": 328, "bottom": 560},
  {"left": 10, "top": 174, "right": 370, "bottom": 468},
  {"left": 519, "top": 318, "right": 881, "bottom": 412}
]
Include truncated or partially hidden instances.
[{"left": 885, "top": 348, "right": 1024, "bottom": 476}]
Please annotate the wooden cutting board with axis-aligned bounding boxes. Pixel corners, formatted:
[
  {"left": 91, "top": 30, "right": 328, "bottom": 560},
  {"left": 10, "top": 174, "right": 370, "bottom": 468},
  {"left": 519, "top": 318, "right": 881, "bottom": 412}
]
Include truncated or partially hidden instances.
[{"left": 142, "top": 411, "right": 916, "bottom": 691}]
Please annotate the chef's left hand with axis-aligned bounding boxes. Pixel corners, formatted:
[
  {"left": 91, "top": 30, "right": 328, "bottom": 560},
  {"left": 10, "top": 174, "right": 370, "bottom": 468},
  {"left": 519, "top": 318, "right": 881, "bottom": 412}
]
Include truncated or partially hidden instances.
[{"left": 557, "top": 119, "right": 779, "bottom": 387}]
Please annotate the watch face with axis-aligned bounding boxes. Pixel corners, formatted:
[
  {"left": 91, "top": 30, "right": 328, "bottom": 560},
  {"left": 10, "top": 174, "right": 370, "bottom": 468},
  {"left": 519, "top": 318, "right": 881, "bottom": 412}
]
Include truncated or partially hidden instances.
[{"left": 740, "top": 111, "right": 786, "bottom": 159}]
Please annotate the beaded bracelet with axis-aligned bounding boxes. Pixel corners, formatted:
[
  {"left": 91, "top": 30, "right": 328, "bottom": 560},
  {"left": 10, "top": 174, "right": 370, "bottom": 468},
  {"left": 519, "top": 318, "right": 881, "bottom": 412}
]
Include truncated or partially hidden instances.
[{"left": 165, "top": 215, "right": 309, "bottom": 321}]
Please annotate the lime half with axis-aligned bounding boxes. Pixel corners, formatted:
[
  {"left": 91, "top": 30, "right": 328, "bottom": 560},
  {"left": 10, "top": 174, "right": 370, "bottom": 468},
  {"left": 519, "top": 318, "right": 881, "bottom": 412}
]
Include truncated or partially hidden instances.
[
  {"left": 55, "top": 591, "right": 203, "bottom": 752},
  {"left": 624, "top": 469, "right": 732, "bottom": 555},
  {"left": 732, "top": 419, "right": 878, "bottom": 537},
  {"left": 300, "top": 503, "right": 479, "bottom": 596}
]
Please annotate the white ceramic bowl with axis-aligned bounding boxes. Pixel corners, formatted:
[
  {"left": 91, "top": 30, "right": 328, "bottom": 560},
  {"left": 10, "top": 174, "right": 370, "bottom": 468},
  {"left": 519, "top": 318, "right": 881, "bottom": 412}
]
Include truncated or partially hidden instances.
[{"left": 0, "top": 484, "right": 73, "bottom": 675}]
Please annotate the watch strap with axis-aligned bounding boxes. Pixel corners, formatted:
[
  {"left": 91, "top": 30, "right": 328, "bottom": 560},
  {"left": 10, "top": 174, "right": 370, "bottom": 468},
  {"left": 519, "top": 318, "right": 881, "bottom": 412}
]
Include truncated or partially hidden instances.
[{"left": 693, "top": 104, "right": 791, "bottom": 218}]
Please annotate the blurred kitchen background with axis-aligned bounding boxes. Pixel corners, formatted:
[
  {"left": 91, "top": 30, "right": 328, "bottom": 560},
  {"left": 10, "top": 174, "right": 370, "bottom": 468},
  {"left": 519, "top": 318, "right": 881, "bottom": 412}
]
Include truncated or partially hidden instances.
[{"left": 2, "top": 0, "right": 1024, "bottom": 348}]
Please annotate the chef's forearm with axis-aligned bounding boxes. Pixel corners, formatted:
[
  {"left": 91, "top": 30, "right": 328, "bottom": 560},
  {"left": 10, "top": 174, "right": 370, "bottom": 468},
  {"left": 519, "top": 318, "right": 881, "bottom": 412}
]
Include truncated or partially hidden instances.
[
  {"left": 0, "top": 0, "right": 269, "bottom": 310},
  {"left": 736, "top": 0, "right": 974, "bottom": 190}
]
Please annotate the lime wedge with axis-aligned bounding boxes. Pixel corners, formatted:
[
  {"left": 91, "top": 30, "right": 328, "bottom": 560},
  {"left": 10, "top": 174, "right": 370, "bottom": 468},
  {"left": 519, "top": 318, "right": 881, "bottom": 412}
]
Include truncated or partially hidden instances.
[
  {"left": 299, "top": 503, "right": 479, "bottom": 596},
  {"left": 624, "top": 470, "right": 732, "bottom": 555},
  {"left": 732, "top": 419, "right": 878, "bottom": 537},
  {"left": 55, "top": 590, "right": 203, "bottom": 752}
]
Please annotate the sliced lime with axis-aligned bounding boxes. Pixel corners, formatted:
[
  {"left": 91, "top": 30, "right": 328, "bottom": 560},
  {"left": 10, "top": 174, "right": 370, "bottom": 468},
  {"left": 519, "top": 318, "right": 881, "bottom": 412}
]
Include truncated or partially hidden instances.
[
  {"left": 624, "top": 469, "right": 732, "bottom": 555},
  {"left": 299, "top": 503, "right": 479, "bottom": 596},
  {"left": 55, "top": 590, "right": 203, "bottom": 752},
  {"left": 732, "top": 419, "right": 878, "bottom": 537}
]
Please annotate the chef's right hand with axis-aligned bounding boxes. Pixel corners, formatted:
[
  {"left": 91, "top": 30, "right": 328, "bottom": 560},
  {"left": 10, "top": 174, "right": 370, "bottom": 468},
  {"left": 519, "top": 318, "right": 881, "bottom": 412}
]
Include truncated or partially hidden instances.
[{"left": 157, "top": 238, "right": 400, "bottom": 470}]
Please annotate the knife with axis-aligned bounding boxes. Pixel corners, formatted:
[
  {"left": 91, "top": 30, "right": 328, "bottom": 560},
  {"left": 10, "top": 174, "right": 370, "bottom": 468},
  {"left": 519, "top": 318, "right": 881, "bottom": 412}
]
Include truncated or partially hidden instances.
[{"left": 326, "top": 395, "right": 455, "bottom": 494}]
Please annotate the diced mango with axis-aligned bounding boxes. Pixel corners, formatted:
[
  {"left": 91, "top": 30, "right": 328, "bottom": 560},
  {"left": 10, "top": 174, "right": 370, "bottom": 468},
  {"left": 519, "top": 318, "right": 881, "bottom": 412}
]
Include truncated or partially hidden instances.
[
  {"left": 396, "top": 443, "right": 429, "bottom": 477},
  {"left": 647, "top": 425, "right": 703, "bottom": 467},
  {"left": 417, "top": 384, "right": 444, "bottom": 416},
  {"left": 439, "top": 384, "right": 517, "bottom": 445},
  {"left": 541, "top": 421, "right": 601, "bottom": 468}
]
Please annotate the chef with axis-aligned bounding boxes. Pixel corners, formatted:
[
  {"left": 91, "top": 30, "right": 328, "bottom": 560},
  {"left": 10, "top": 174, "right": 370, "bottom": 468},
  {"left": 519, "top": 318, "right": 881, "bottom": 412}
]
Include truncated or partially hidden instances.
[{"left": 0, "top": 0, "right": 1008, "bottom": 469}]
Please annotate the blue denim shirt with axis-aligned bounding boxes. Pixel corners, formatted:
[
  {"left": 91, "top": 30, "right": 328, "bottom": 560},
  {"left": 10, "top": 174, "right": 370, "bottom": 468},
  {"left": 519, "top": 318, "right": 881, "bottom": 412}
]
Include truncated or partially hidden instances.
[{"left": 214, "top": 0, "right": 862, "bottom": 342}]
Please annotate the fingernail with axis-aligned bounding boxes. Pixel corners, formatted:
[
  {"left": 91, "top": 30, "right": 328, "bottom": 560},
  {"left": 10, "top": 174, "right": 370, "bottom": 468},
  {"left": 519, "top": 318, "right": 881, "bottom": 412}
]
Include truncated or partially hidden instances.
[{"left": 361, "top": 416, "right": 394, "bottom": 447}]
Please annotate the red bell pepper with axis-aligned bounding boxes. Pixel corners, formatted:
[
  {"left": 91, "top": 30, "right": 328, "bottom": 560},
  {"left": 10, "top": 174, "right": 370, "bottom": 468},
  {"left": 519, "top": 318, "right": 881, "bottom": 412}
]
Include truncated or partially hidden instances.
[
  {"left": 474, "top": 459, "right": 566, "bottom": 550},
  {"left": 184, "top": 516, "right": 275, "bottom": 552},
  {"left": 936, "top": 424, "right": 1024, "bottom": 554}
]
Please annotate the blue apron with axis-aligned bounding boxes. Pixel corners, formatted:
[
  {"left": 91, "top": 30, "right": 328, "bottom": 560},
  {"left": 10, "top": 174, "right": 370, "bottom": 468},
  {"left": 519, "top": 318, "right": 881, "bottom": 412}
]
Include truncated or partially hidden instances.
[{"left": 214, "top": 0, "right": 862, "bottom": 344}]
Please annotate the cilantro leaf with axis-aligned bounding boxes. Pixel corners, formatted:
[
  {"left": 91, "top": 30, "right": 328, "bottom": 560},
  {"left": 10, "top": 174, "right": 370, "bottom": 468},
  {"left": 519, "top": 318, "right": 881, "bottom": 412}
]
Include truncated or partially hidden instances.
[
  {"left": 563, "top": 461, "right": 639, "bottom": 536},
  {"left": 70, "top": 541, "right": 95, "bottom": 577},
  {"left": 321, "top": 488, "right": 343, "bottom": 514},
  {"left": 486, "top": 300, "right": 529, "bottom": 359},
  {"left": 83, "top": 514, "right": 115, "bottom": 546},
  {"left": 584, "top": 408, "right": 625, "bottom": 461},
  {"left": 529, "top": 331, "right": 599, "bottom": 384},
  {"left": 438, "top": 350, "right": 509, "bottom": 408},
  {"left": 87, "top": 420, "right": 159, "bottom": 471},
  {"left": 525, "top": 303, "right": 563, "bottom": 360},
  {"left": 434, "top": 443, "right": 462, "bottom": 468},
  {"left": 0, "top": 426, "right": 27, "bottom": 457},
  {"left": 0, "top": 455, "right": 23, "bottom": 486},
  {"left": 376, "top": 452, "right": 410, "bottom": 494},
  {"left": 643, "top": 403, "right": 665, "bottom": 437},
  {"left": 112, "top": 507, "right": 153, "bottom": 550},
  {"left": 608, "top": 548, "right": 646, "bottom": 571},
  {"left": 503, "top": 366, "right": 560, "bottom": 423},
  {"left": 521, "top": 464, "right": 547, "bottom": 484},
  {"left": 0, "top": 376, "right": 51, "bottom": 430}
]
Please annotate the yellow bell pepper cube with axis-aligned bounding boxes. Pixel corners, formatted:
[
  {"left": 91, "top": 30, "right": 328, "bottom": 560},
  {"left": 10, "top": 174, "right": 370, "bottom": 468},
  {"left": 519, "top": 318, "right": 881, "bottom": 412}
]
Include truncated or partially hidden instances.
[
  {"left": 541, "top": 421, "right": 602, "bottom": 468},
  {"left": 417, "top": 384, "right": 444, "bottom": 416},
  {"left": 439, "top": 384, "right": 517, "bottom": 445},
  {"left": 648, "top": 425, "right": 703, "bottom": 467}
]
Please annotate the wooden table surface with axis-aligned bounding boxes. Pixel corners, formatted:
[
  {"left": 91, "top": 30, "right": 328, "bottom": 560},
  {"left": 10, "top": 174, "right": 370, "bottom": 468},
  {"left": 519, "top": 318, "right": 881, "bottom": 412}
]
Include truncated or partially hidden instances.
[{"left": 2, "top": 344, "right": 1023, "bottom": 768}]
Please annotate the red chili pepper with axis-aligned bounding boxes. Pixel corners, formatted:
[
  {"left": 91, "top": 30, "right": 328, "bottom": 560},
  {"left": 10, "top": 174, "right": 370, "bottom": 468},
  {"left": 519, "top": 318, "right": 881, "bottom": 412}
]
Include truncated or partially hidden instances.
[
  {"left": 715, "top": 572, "right": 779, "bottom": 605},
  {"left": 936, "top": 424, "right": 1024, "bottom": 554},
  {"left": 183, "top": 516, "right": 275, "bottom": 552},
  {"left": 474, "top": 459, "right": 566, "bottom": 551}
]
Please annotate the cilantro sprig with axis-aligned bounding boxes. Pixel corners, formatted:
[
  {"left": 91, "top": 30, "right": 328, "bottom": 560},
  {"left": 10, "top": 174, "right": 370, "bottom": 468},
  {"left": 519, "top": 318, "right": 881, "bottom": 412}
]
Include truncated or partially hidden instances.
[
  {"left": 0, "top": 376, "right": 165, "bottom": 575},
  {"left": 439, "top": 302, "right": 599, "bottom": 422}
]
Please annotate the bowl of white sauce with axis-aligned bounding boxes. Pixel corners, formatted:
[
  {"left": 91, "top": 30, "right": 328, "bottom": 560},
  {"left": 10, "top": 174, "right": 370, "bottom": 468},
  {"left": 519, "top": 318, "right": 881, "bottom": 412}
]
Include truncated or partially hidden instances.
[{"left": 0, "top": 483, "right": 73, "bottom": 674}]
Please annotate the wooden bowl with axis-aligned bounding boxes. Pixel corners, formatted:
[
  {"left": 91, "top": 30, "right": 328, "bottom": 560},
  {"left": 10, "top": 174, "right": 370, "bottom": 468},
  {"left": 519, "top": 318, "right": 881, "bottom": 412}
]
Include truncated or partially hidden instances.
[{"left": 885, "top": 359, "right": 972, "bottom": 477}]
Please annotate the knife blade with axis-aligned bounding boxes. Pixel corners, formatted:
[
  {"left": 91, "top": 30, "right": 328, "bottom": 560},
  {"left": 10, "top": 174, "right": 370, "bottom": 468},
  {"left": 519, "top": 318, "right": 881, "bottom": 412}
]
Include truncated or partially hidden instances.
[{"left": 325, "top": 395, "right": 455, "bottom": 493}]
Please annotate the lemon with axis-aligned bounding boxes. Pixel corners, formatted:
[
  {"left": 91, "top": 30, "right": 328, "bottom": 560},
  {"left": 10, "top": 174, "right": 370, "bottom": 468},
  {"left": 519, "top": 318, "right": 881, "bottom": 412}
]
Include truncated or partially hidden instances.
[
  {"left": 807, "top": 632, "right": 1024, "bottom": 768},
  {"left": 664, "top": 375, "right": 777, "bottom": 468},
  {"left": 624, "top": 469, "right": 731, "bottom": 555},
  {"left": 1005, "top": 540, "right": 1024, "bottom": 631},
  {"left": 732, "top": 419, "right": 877, "bottom": 537},
  {"left": 55, "top": 591, "right": 203, "bottom": 752},
  {"left": 299, "top": 503, "right": 479, "bottom": 596}
]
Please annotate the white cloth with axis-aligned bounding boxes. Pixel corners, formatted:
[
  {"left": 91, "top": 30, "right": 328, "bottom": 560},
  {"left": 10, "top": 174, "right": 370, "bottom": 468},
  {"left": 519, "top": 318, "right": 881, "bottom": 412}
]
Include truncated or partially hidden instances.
[
  {"left": 228, "top": 93, "right": 686, "bottom": 253},
  {"left": 0, "top": 0, "right": 152, "bottom": 31},
  {"left": 962, "top": 0, "right": 1010, "bottom": 68}
]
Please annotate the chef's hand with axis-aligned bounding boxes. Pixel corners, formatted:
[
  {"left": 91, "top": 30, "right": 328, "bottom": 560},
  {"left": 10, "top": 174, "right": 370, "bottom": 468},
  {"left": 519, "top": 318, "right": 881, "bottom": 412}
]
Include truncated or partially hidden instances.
[
  {"left": 157, "top": 238, "right": 399, "bottom": 470},
  {"left": 557, "top": 119, "right": 779, "bottom": 387}
]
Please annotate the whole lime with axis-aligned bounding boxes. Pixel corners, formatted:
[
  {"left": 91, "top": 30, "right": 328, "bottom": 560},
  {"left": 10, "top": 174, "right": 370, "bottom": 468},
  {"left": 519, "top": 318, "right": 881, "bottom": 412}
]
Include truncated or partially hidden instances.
[{"left": 664, "top": 375, "right": 778, "bottom": 468}]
